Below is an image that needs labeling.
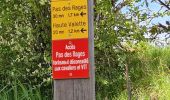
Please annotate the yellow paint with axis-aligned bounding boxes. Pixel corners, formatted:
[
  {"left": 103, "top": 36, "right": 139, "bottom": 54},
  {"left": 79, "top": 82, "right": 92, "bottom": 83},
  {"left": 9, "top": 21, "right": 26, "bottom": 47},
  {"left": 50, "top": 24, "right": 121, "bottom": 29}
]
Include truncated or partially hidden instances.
[{"left": 51, "top": 0, "right": 88, "bottom": 40}]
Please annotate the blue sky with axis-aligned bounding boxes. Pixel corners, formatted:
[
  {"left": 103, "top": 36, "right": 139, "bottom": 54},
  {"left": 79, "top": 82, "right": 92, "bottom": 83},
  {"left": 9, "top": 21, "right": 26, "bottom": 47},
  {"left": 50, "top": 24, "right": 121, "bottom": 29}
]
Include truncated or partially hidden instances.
[
  {"left": 147, "top": 0, "right": 170, "bottom": 25},
  {"left": 120, "top": 0, "right": 170, "bottom": 45},
  {"left": 121, "top": 0, "right": 170, "bottom": 26}
]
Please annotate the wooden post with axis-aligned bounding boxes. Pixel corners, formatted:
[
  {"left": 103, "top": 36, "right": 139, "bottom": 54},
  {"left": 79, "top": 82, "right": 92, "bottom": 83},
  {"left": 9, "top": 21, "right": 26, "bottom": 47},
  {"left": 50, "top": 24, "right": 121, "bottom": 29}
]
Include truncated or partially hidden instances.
[
  {"left": 125, "top": 59, "right": 131, "bottom": 100},
  {"left": 52, "top": 0, "right": 95, "bottom": 100}
]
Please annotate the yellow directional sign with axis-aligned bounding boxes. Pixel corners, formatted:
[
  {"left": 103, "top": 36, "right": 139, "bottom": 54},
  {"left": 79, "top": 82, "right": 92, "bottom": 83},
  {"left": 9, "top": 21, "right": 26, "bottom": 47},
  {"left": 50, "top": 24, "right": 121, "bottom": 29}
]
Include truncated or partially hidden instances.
[{"left": 51, "top": 0, "right": 88, "bottom": 40}]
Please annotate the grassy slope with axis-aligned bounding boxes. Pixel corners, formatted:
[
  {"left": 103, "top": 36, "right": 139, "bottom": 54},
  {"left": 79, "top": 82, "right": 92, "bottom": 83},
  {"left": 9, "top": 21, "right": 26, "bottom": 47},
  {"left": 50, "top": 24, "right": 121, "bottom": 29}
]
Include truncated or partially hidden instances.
[{"left": 115, "top": 44, "right": 170, "bottom": 100}]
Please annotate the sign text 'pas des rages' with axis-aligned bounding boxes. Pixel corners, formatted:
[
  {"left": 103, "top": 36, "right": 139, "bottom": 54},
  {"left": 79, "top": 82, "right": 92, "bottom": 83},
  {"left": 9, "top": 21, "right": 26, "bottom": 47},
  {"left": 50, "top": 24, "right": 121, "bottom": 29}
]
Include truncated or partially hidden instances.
[{"left": 51, "top": 0, "right": 89, "bottom": 79}]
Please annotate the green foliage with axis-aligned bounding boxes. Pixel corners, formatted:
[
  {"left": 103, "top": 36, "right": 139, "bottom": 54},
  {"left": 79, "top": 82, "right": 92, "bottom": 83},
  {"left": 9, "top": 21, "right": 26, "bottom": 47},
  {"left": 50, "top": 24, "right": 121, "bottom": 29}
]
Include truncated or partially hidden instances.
[
  {"left": 0, "top": 0, "right": 169, "bottom": 99},
  {"left": 94, "top": 0, "right": 147, "bottom": 99},
  {"left": 0, "top": 79, "right": 51, "bottom": 100},
  {"left": 0, "top": 0, "right": 52, "bottom": 98},
  {"left": 113, "top": 43, "right": 170, "bottom": 99}
]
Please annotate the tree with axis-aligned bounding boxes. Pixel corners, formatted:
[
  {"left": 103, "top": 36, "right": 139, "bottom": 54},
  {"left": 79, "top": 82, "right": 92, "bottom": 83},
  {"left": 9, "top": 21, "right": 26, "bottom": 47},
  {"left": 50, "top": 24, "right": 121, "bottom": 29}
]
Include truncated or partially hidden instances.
[
  {"left": 144, "top": 0, "right": 170, "bottom": 45},
  {"left": 94, "top": 0, "right": 169, "bottom": 99},
  {"left": 0, "top": 0, "right": 52, "bottom": 97}
]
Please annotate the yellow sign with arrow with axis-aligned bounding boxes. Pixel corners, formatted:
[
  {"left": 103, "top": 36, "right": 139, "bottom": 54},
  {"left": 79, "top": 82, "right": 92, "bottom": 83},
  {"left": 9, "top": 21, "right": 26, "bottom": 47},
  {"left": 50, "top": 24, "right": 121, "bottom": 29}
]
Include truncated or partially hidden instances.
[{"left": 51, "top": 0, "right": 89, "bottom": 40}]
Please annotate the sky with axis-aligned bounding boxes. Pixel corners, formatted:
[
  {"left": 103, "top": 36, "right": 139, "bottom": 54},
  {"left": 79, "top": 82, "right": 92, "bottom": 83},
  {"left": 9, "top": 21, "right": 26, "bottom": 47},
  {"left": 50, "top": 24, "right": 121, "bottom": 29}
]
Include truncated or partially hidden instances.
[
  {"left": 120, "top": 0, "right": 170, "bottom": 46},
  {"left": 147, "top": 0, "right": 169, "bottom": 25},
  {"left": 141, "top": 0, "right": 170, "bottom": 44},
  {"left": 121, "top": 0, "right": 170, "bottom": 26}
]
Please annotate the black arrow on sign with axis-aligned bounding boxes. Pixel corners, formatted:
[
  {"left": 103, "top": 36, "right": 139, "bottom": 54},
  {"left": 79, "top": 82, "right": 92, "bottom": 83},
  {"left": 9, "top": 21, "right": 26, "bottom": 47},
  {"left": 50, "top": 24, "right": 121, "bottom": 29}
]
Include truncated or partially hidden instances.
[
  {"left": 81, "top": 28, "right": 87, "bottom": 33},
  {"left": 80, "top": 12, "right": 86, "bottom": 17}
]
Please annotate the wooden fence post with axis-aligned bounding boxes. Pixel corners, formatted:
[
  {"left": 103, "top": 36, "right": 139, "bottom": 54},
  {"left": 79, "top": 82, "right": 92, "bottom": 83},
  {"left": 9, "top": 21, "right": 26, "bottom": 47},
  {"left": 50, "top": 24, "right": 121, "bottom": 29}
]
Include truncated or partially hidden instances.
[{"left": 51, "top": 0, "right": 95, "bottom": 100}]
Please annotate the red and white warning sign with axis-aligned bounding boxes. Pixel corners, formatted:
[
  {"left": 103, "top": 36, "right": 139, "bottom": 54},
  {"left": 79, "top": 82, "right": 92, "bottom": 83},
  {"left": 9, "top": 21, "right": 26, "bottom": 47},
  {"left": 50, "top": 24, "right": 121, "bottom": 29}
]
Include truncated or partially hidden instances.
[{"left": 52, "top": 39, "right": 89, "bottom": 79}]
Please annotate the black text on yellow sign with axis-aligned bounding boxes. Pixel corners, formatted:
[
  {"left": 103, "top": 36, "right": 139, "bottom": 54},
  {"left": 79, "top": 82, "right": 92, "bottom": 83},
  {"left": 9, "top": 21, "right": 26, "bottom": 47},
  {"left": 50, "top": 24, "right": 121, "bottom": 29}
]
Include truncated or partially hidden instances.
[{"left": 51, "top": 0, "right": 89, "bottom": 40}]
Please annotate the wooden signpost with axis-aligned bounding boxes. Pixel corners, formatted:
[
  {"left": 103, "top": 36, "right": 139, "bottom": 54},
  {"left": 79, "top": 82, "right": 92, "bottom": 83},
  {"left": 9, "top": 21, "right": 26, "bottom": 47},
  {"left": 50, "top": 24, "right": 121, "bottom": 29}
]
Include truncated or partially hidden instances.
[{"left": 51, "top": 0, "right": 95, "bottom": 99}]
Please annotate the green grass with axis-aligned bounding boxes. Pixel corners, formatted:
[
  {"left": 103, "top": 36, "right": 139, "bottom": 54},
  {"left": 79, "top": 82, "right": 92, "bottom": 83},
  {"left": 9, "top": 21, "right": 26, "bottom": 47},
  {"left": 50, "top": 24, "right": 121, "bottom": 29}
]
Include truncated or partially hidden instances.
[
  {"left": 0, "top": 80, "right": 50, "bottom": 100},
  {"left": 114, "top": 44, "right": 170, "bottom": 100}
]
